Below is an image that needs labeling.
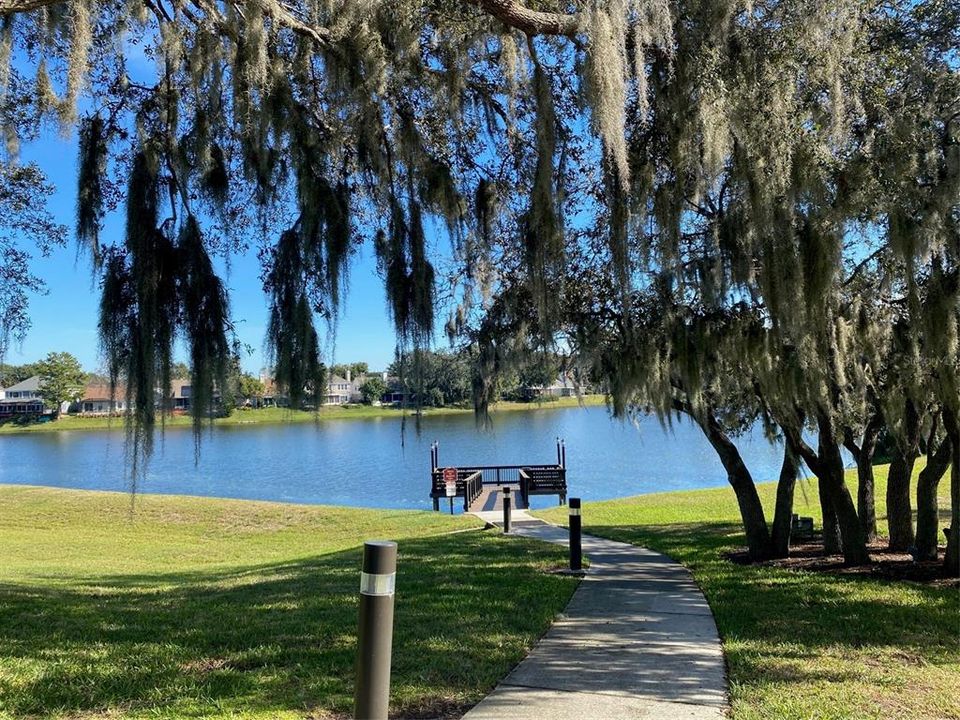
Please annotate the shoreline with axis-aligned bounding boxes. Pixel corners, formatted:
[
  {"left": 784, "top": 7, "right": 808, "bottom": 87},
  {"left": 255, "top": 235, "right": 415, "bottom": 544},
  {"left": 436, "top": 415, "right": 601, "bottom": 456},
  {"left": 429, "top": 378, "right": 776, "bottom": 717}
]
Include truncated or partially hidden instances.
[
  {"left": 0, "top": 474, "right": 746, "bottom": 515},
  {"left": 0, "top": 394, "right": 607, "bottom": 435}
]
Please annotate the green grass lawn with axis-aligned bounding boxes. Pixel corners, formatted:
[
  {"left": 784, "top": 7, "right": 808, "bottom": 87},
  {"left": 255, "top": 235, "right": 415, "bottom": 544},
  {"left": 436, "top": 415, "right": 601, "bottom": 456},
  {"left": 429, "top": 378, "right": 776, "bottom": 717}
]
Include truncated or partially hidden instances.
[
  {"left": 537, "top": 463, "right": 960, "bottom": 720},
  {"left": 0, "top": 395, "right": 606, "bottom": 435},
  {"left": 0, "top": 486, "right": 579, "bottom": 718}
]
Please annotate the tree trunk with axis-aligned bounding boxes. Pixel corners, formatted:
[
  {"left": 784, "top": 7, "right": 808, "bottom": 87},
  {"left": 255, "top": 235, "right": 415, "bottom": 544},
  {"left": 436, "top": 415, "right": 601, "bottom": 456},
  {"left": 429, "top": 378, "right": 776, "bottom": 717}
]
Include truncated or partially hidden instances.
[
  {"left": 783, "top": 413, "right": 868, "bottom": 564},
  {"left": 856, "top": 452, "right": 878, "bottom": 542},
  {"left": 819, "top": 475, "right": 842, "bottom": 554},
  {"left": 887, "top": 401, "right": 920, "bottom": 552},
  {"left": 697, "top": 410, "right": 772, "bottom": 561},
  {"left": 943, "top": 409, "right": 959, "bottom": 577},
  {"left": 780, "top": 418, "right": 841, "bottom": 554},
  {"left": 887, "top": 452, "right": 918, "bottom": 551},
  {"left": 844, "top": 414, "right": 882, "bottom": 542},
  {"left": 818, "top": 415, "right": 869, "bottom": 564},
  {"left": 914, "top": 435, "right": 952, "bottom": 561},
  {"left": 771, "top": 442, "right": 799, "bottom": 558}
]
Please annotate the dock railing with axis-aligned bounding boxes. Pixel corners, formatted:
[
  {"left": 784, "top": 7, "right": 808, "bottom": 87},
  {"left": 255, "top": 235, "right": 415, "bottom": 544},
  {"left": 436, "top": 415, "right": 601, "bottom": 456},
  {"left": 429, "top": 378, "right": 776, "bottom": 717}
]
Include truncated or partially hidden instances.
[{"left": 430, "top": 468, "right": 483, "bottom": 512}]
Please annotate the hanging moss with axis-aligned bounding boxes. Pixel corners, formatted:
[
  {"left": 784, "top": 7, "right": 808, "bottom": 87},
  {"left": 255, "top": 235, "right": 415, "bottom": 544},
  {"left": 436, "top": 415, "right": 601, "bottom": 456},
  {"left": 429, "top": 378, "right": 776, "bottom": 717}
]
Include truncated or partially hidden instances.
[
  {"left": 60, "top": 0, "right": 92, "bottom": 127},
  {"left": 474, "top": 178, "right": 497, "bottom": 246},
  {"left": 200, "top": 142, "right": 229, "bottom": 208},
  {"left": 33, "top": 58, "right": 57, "bottom": 115},
  {"left": 408, "top": 198, "right": 435, "bottom": 347},
  {"left": 76, "top": 115, "right": 107, "bottom": 265},
  {"left": 108, "top": 149, "right": 181, "bottom": 467},
  {"left": 524, "top": 57, "right": 563, "bottom": 338},
  {"left": 264, "top": 228, "right": 325, "bottom": 409},
  {"left": 584, "top": 4, "right": 629, "bottom": 191},
  {"left": 295, "top": 162, "right": 352, "bottom": 312},
  {"left": 97, "top": 247, "right": 133, "bottom": 407},
  {"left": 179, "top": 214, "right": 230, "bottom": 444},
  {"left": 1, "top": 0, "right": 953, "bottom": 461}
]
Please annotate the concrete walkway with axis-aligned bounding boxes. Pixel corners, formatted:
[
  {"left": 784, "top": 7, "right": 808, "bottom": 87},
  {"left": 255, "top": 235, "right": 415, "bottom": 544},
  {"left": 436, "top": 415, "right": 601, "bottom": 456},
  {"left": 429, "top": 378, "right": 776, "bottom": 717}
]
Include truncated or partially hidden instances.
[{"left": 465, "top": 511, "right": 728, "bottom": 719}]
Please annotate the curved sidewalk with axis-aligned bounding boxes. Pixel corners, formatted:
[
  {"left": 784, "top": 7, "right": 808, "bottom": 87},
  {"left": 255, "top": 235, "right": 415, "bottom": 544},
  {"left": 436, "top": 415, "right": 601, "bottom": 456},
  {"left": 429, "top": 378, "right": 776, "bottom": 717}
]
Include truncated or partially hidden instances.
[{"left": 465, "top": 511, "right": 728, "bottom": 720}]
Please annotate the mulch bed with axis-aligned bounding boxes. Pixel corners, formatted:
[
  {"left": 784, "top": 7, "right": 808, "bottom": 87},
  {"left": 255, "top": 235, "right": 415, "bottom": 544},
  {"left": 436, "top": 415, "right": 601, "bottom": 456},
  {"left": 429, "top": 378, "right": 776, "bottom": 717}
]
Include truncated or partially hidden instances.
[{"left": 728, "top": 538, "right": 959, "bottom": 587}]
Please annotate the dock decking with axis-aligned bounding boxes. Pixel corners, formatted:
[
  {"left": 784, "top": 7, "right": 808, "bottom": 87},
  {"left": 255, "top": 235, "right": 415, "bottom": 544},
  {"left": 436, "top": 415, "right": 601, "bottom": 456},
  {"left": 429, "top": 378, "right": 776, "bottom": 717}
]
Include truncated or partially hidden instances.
[{"left": 468, "top": 483, "right": 528, "bottom": 512}]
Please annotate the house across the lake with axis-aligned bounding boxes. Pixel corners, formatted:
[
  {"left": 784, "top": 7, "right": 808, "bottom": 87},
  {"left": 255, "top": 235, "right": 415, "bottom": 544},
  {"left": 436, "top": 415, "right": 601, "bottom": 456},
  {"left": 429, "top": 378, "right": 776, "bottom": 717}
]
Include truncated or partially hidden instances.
[
  {"left": 258, "top": 375, "right": 287, "bottom": 408},
  {"left": 169, "top": 378, "right": 192, "bottom": 410},
  {"left": 73, "top": 384, "right": 128, "bottom": 416},
  {"left": 325, "top": 373, "right": 353, "bottom": 405},
  {"left": 166, "top": 378, "right": 222, "bottom": 411},
  {"left": 324, "top": 369, "right": 373, "bottom": 405},
  {"left": 0, "top": 376, "right": 47, "bottom": 416},
  {"left": 521, "top": 372, "right": 583, "bottom": 400}
]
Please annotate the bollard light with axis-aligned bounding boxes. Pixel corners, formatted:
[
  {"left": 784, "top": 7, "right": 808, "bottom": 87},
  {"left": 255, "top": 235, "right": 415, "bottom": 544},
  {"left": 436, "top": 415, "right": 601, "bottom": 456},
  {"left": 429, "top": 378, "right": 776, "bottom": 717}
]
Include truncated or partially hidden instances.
[
  {"left": 503, "top": 486, "right": 512, "bottom": 534},
  {"left": 354, "top": 541, "right": 397, "bottom": 720},
  {"left": 569, "top": 497, "right": 582, "bottom": 571}
]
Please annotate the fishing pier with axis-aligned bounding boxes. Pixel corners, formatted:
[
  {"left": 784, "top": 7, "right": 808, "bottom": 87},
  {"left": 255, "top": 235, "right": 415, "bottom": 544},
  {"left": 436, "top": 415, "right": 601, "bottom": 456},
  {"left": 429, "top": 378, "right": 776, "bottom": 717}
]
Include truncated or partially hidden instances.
[{"left": 429, "top": 438, "right": 568, "bottom": 513}]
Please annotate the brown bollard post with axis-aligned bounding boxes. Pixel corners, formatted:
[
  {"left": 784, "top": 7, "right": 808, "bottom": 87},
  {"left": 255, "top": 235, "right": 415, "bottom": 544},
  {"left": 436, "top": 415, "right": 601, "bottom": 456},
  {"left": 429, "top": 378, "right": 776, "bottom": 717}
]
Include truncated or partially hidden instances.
[
  {"left": 355, "top": 541, "right": 397, "bottom": 720},
  {"left": 503, "top": 486, "right": 512, "bottom": 534},
  {"left": 569, "top": 498, "right": 582, "bottom": 571}
]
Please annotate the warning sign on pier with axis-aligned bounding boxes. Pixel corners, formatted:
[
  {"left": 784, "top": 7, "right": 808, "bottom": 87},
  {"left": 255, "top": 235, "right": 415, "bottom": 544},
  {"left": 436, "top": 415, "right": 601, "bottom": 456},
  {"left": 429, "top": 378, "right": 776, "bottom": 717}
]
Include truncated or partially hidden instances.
[{"left": 443, "top": 467, "right": 457, "bottom": 496}]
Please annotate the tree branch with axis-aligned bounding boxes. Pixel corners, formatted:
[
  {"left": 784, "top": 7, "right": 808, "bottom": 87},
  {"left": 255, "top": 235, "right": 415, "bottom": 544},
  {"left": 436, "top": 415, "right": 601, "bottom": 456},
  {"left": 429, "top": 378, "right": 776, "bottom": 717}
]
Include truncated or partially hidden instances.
[
  {"left": 0, "top": 0, "right": 54, "bottom": 12},
  {"left": 0, "top": 0, "right": 319, "bottom": 45},
  {"left": 464, "top": 0, "right": 581, "bottom": 36},
  {"left": 3, "top": 0, "right": 582, "bottom": 39}
]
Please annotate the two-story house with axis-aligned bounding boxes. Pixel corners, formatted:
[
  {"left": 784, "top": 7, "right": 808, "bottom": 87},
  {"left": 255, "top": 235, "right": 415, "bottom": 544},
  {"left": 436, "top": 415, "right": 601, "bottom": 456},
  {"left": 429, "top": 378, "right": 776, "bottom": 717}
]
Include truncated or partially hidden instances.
[
  {"left": 0, "top": 376, "right": 46, "bottom": 416},
  {"left": 325, "top": 374, "right": 352, "bottom": 405}
]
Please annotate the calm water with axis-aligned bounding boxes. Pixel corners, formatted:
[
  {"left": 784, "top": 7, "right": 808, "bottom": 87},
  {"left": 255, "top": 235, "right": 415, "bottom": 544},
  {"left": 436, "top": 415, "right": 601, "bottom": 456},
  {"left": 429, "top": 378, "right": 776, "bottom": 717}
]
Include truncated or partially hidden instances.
[{"left": 0, "top": 406, "right": 803, "bottom": 510}]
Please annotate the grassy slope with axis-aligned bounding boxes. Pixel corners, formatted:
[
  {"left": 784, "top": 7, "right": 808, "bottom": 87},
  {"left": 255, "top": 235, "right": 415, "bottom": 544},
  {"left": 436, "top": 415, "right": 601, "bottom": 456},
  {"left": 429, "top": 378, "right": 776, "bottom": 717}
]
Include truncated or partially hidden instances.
[
  {"left": 0, "top": 486, "right": 579, "bottom": 718},
  {"left": 537, "top": 464, "right": 960, "bottom": 720},
  {"left": 0, "top": 395, "right": 606, "bottom": 435}
]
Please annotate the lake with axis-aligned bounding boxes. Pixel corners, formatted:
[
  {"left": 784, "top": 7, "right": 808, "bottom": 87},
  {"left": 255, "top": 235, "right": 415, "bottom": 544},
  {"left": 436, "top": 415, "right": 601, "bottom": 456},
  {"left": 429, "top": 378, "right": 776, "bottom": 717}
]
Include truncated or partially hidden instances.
[{"left": 0, "top": 406, "right": 806, "bottom": 511}]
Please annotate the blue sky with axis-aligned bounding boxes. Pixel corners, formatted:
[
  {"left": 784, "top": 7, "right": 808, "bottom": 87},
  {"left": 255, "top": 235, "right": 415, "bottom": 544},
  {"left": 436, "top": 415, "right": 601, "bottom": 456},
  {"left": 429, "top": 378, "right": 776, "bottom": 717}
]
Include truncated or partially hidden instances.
[{"left": 9, "top": 131, "right": 404, "bottom": 375}]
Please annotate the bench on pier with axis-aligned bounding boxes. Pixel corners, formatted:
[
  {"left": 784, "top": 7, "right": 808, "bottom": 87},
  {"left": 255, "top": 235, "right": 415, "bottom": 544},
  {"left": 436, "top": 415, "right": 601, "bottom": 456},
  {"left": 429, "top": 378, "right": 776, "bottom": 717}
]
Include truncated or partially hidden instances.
[
  {"left": 519, "top": 467, "right": 567, "bottom": 506},
  {"left": 431, "top": 469, "right": 483, "bottom": 512}
]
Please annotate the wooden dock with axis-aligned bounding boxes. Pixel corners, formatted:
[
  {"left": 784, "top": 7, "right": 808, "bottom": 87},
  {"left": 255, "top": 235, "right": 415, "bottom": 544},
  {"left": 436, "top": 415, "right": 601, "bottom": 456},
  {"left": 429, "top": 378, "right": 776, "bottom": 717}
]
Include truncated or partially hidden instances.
[
  {"left": 468, "top": 483, "right": 529, "bottom": 512},
  {"left": 428, "top": 440, "right": 568, "bottom": 513}
]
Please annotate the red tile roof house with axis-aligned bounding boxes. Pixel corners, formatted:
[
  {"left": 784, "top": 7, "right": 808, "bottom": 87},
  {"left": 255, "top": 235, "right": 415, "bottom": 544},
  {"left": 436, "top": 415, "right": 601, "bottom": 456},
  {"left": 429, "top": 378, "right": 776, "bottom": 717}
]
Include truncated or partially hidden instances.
[{"left": 72, "top": 384, "right": 128, "bottom": 416}]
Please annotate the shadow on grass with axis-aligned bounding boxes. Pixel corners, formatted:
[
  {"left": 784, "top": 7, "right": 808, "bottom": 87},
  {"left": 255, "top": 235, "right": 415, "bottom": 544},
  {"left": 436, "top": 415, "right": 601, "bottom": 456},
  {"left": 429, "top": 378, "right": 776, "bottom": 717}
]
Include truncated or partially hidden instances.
[
  {"left": 582, "top": 521, "right": 960, "bottom": 686},
  {"left": 0, "top": 530, "right": 577, "bottom": 718}
]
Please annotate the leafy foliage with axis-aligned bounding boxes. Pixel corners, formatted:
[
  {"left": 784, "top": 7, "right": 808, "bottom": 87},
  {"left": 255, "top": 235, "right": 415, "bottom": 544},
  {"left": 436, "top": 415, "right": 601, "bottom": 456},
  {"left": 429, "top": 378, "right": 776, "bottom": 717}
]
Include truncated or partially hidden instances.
[
  {"left": 358, "top": 376, "right": 387, "bottom": 404},
  {"left": 0, "top": 163, "right": 67, "bottom": 358},
  {"left": 36, "top": 351, "right": 84, "bottom": 416}
]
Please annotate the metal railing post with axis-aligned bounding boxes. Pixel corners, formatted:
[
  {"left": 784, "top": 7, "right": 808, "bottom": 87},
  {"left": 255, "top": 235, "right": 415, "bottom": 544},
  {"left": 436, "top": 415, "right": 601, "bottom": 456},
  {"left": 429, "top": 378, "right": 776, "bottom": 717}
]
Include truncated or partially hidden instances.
[
  {"left": 503, "top": 486, "right": 512, "bottom": 534},
  {"left": 569, "top": 498, "right": 582, "bottom": 571},
  {"left": 354, "top": 541, "right": 397, "bottom": 720}
]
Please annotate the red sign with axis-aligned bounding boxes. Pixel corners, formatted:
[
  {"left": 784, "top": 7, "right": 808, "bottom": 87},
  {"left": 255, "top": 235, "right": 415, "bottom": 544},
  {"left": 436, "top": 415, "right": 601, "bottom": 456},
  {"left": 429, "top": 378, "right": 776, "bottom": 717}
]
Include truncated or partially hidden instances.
[{"left": 443, "top": 467, "right": 457, "bottom": 496}]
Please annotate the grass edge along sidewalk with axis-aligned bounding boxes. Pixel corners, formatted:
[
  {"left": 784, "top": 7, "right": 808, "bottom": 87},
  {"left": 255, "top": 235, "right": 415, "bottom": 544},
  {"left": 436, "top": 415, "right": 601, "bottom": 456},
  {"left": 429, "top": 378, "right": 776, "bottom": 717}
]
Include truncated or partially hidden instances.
[
  {"left": 536, "top": 463, "right": 959, "bottom": 720},
  {"left": 0, "top": 485, "right": 579, "bottom": 719},
  {"left": 0, "top": 395, "right": 607, "bottom": 435}
]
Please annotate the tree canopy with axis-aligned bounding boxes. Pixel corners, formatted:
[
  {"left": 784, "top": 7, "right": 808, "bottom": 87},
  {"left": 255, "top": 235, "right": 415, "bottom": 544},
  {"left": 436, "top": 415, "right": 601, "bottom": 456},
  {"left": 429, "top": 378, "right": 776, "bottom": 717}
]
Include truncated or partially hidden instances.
[
  {"left": 1, "top": 0, "right": 957, "bottom": 568},
  {"left": 36, "top": 350, "right": 85, "bottom": 416}
]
